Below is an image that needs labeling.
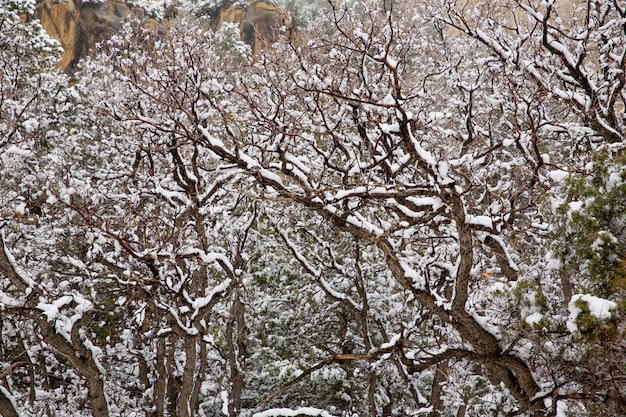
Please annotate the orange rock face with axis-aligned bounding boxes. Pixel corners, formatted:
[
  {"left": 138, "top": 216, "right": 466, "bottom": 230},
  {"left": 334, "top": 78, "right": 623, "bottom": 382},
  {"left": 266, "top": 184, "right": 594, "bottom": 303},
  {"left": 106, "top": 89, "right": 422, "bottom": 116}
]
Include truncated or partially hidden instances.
[
  {"left": 217, "top": 1, "right": 291, "bottom": 55},
  {"left": 35, "top": 0, "right": 290, "bottom": 69},
  {"left": 36, "top": 0, "right": 172, "bottom": 71}
]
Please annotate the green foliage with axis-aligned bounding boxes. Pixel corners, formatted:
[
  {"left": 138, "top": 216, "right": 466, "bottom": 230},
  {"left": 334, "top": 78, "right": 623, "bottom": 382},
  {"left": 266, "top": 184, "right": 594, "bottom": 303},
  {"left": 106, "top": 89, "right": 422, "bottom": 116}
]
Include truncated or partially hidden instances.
[
  {"left": 571, "top": 297, "right": 619, "bottom": 341},
  {"left": 551, "top": 152, "right": 626, "bottom": 297},
  {"left": 458, "top": 375, "right": 514, "bottom": 417},
  {"left": 215, "top": 22, "right": 252, "bottom": 62}
]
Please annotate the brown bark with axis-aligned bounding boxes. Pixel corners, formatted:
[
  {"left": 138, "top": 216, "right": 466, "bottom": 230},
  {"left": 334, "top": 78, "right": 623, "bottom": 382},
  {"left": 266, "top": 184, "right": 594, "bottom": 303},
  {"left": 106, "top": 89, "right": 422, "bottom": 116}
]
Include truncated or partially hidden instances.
[
  {"left": 378, "top": 238, "right": 542, "bottom": 412},
  {"left": 154, "top": 336, "right": 167, "bottom": 417},
  {"left": 2, "top": 238, "right": 110, "bottom": 416},
  {"left": 429, "top": 360, "right": 448, "bottom": 417},
  {"left": 0, "top": 234, "right": 28, "bottom": 292},
  {"left": 226, "top": 292, "right": 246, "bottom": 416},
  {"left": 39, "top": 314, "right": 109, "bottom": 417},
  {"left": 0, "top": 386, "right": 19, "bottom": 417},
  {"left": 165, "top": 337, "right": 179, "bottom": 417},
  {"left": 190, "top": 340, "right": 207, "bottom": 413},
  {"left": 560, "top": 269, "right": 573, "bottom": 307},
  {"left": 484, "top": 235, "right": 519, "bottom": 281},
  {"left": 177, "top": 337, "right": 197, "bottom": 417}
]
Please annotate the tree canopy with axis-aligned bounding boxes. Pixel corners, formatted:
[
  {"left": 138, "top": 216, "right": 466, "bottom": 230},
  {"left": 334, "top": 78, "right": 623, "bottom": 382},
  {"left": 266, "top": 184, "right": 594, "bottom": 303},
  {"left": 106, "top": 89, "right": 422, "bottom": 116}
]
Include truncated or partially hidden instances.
[{"left": 1, "top": 1, "right": 625, "bottom": 416}]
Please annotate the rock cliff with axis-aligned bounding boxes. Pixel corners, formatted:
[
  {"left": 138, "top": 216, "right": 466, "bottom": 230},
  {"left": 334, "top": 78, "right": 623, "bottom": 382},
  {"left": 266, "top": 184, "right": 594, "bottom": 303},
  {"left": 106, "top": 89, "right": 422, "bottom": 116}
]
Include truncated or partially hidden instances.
[
  {"left": 35, "top": 0, "right": 289, "bottom": 70},
  {"left": 36, "top": 0, "right": 174, "bottom": 71},
  {"left": 217, "top": 1, "right": 290, "bottom": 55}
]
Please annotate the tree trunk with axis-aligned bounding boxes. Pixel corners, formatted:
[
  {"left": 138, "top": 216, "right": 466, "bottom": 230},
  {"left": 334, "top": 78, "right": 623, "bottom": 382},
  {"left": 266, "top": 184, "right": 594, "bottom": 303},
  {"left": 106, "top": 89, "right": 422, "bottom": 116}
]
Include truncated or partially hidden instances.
[
  {"left": 176, "top": 337, "right": 198, "bottom": 417},
  {"left": 429, "top": 360, "right": 448, "bottom": 417},
  {"left": 560, "top": 269, "right": 573, "bottom": 307},
  {"left": 166, "top": 337, "right": 179, "bottom": 417},
  {"left": 0, "top": 385, "right": 19, "bottom": 417},
  {"left": 39, "top": 315, "right": 110, "bottom": 417},
  {"left": 154, "top": 336, "right": 167, "bottom": 417},
  {"left": 226, "top": 292, "right": 246, "bottom": 416}
]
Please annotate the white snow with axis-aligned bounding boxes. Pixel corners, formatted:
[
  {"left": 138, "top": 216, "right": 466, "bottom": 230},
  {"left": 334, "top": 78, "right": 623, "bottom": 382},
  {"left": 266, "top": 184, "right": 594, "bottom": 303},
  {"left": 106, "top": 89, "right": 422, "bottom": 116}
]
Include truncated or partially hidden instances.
[
  {"left": 380, "top": 122, "right": 400, "bottom": 133},
  {"left": 345, "top": 213, "right": 384, "bottom": 236},
  {"left": 567, "top": 294, "right": 618, "bottom": 333},
  {"left": 36, "top": 294, "right": 94, "bottom": 342},
  {"left": 0, "top": 385, "right": 20, "bottom": 417},
  {"left": 189, "top": 279, "right": 232, "bottom": 319},
  {"left": 2, "top": 232, "right": 36, "bottom": 288},
  {"left": 525, "top": 312, "right": 544, "bottom": 327},
  {"left": 406, "top": 196, "right": 443, "bottom": 210},
  {"left": 466, "top": 215, "right": 493, "bottom": 229},
  {"left": 220, "top": 390, "right": 230, "bottom": 416},
  {"left": 399, "top": 261, "right": 424, "bottom": 289},
  {"left": 37, "top": 295, "right": 74, "bottom": 322},
  {"left": 606, "top": 171, "right": 623, "bottom": 190},
  {"left": 380, "top": 333, "right": 401, "bottom": 349},
  {"left": 3, "top": 145, "right": 33, "bottom": 157},
  {"left": 260, "top": 168, "right": 284, "bottom": 187},
  {"left": 254, "top": 407, "right": 337, "bottom": 417},
  {"left": 547, "top": 169, "right": 569, "bottom": 182},
  {"left": 319, "top": 277, "right": 360, "bottom": 310}
]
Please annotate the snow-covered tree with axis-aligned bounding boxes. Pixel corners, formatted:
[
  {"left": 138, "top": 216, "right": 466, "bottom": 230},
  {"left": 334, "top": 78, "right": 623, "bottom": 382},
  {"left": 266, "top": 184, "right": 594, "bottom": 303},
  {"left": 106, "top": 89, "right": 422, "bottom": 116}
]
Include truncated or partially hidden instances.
[
  {"left": 0, "top": 0, "right": 117, "bottom": 415},
  {"left": 1, "top": 1, "right": 625, "bottom": 416}
]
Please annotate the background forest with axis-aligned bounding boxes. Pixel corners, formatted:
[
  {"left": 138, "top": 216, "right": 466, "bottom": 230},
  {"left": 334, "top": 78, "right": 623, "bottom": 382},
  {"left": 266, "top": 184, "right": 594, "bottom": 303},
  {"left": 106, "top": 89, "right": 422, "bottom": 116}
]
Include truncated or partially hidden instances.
[{"left": 1, "top": 0, "right": 626, "bottom": 416}]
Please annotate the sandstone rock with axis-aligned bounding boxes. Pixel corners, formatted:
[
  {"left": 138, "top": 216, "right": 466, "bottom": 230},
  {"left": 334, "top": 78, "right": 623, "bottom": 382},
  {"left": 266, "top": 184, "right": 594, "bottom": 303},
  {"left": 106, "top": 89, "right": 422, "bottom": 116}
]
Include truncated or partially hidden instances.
[
  {"left": 35, "top": 0, "right": 292, "bottom": 70},
  {"left": 36, "top": 0, "right": 172, "bottom": 71},
  {"left": 217, "top": 1, "right": 291, "bottom": 55}
]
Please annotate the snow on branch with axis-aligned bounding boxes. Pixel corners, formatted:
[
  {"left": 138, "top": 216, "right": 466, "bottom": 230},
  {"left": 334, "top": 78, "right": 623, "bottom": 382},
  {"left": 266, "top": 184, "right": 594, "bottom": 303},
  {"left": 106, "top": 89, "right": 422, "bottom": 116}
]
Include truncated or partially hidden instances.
[{"left": 254, "top": 407, "right": 336, "bottom": 417}]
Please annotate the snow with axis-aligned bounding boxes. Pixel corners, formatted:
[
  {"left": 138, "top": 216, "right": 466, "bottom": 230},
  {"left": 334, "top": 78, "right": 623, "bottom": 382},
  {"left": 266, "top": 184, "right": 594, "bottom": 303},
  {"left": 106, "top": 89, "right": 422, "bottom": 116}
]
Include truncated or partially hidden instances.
[
  {"left": 487, "top": 234, "right": 519, "bottom": 272},
  {"left": 380, "top": 122, "right": 400, "bottom": 133},
  {"left": 37, "top": 295, "right": 74, "bottom": 322},
  {"left": 220, "top": 391, "right": 230, "bottom": 416},
  {"left": 2, "top": 231, "right": 36, "bottom": 288},
  {"left": 329, "top": 186, "right": 395, "bottom": 202},
  {"left": 472, "top": 312, "right": 501, "bottom": 339},
  {"left": 547, "top": 169, "right": 569, "bottom": 182},
  {"left": 525, "top": 312, "right": 544, "bottom": 327},
  {"left": 179, "top": 248, "right": 235, "bottom": 275},
  {"left": 319, "top": 277, "right": 360, "bottom": 310},
  {"left": 567, "top": 294, "right": 618, "bottom": 333},
  {"left": 36, "top": 294, "right": 94, "bottom": 342},
  {"left": 259, "top": 168, "right": 284, "bottom": 187},
  {"left": 188, "top": 279, "right": 231, "bottom": 320},
  {"left": 3, "top": 145, "right": 33, "bottom": 157},
  {"left": 254, "top": 407, "right": 337, "bottom": 417},
  {"left": 380, "top": 333, "right": 401, "bottom": 349},
  {"left": 22, "top": 117, "right": 39, "bottom": 133},
  {"left": 285, "top": 153, "right": 311, "bottom": 174},
  {"left": 0, "top": 385, "right": 21, "bottom": 417},
  {"left": 466, "top": 215, "right": 493, "bottom": 229},
  {"left": 4, "top": 1, "right": 626, "bottom": 414},
  {"left": 606, "top": 171, "right": 623, "bottom": 190},
  {"left": 543, "top": 398, "right": 569, "bottom": 417},
  {"left": 64, "top": 255, "right": 87, "bottom": 270},
  {"left": 545, "top": 251, "right": 563, "bottom": 270},
  {"left": 238, "top": 150, "right": 260, "bottom": 169},
  {"left": 82, "top": 336, "right": 106, "bottom": 375},
  {"left": 345, "top": 213, "right": 384, "bottom": 236},
  {"left": 406, "top": 196, "right": 443, "bottom": 210},
  {"left": 0, "top": 292, "right": 22, "bottom": 308},
  {"left": 161, "top": 303, "right": 199, "bottom": 336},
  {"left": 198, "top": 125, "right": 228, "bottom": 151},
  {"left": 408, "top": 129, "right": 436, "bottom": 167},
  {"left": 399, "top": 261, "right": 424, "bottom": 289}
]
